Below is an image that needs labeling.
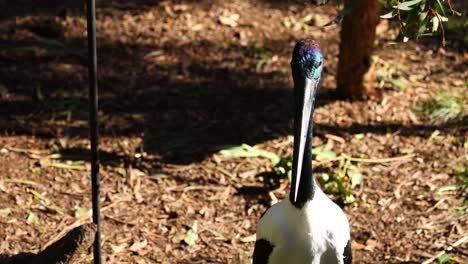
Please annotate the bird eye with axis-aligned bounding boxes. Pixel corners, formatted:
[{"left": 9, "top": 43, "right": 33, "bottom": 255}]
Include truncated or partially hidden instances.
[{"left": 317, "top": 61, "right": 322, "bottom": 67}]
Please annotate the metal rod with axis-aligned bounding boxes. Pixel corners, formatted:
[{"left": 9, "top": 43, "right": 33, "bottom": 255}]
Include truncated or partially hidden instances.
[{"left": 86, "top": 0, "right": 102, "bottom": 263}]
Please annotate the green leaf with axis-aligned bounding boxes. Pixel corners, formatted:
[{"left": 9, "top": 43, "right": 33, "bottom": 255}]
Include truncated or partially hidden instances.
[
  {"left": 453, "top": 165, "right": 467, "bottom": 177},
  {"left": 429, "top": 130, "right": 441, "bottom": 141},
  {"left": 417, "top": 21, "right": 428, "bottom": 38},
  {"left": 302, "top": 14, "right": 314, "bottom": 23},
  {"left": 219, "top": 144, "right": 280, "bottom": 165},
  {"left": 27, "top": 212, "right": 40, "bottom": 226},
  {"left": 49, "top": 153, "right": 62, "bottom": 159},
  {"left": 74, "top": 206, "right": 90, "bottom": 218},
  {"left": 29, "top": 189, "right": 48, "bottom": 202},
  {"left": 76, "top": 16, "right": 87, "bottom": 26},
  {"left": 344, "top": 193, "right": 356, "bottom": 204},
  {"left": 421, "top": 93, "right": 465, "bottom": 124},
  {"left": 3, "top": 179, "right": 37, "bottom": 186},
  {"left": 348, "top": 168, "right": 363, "bottom": 188},
  {"left": 31, "top": 168, "right": 41, "bottom": 176},
  {"left": 450, "top": 9, "right": 462, "bottom": 16},
  {"left": 317, "top": 150, "right": 337, "bottom": 161},
  {"left": 282, "top": 17, "right": 291, "bottom": 28},
  {"left": 436, "top": 0, "right": 447, "bottom": 17},
  {"left": 184, "top": 222, "right": 199, "bottom": 246},
  {"left": 419, "top": 11, "right": 429, "bottom": 21},
  {"left": 323, "top": 181, "right": 336, "bottom": 189},
  {"left": 312, "top": 145, "right": 337, "bottom": 161},
  {"left": 333, "top": 173, "right": 356, "bottom": 204},
  {"left": 437, "top": 253, "right": 453, "bottom": 264},
  {"left": 312, "top": 146, "right": 324, "bottom": 155},
  {"left": 50, "top": 162, "right": 86, "bottom": 170},
  {"left": 320, "top": 173, "right": 330, "bottom": 182},
  {"left": 274, "top": 156, "right": 293, "bottom": 179},
  {"left": 354, "top": 133, "right": 365, "bottom": 140},
  {"left": 256, "top": 57, "right": 269, "bottom": 72},
  {"left": 380, "top": 10, "right": 396, "bottom": 19},
  {"left": 150, "top": 171, "right": 168, "bottom": 179},
  {"left": 419, "top": 0, "right": 426, "bottom": 10},
  {"left": 250, "top": 46, "right": 266, "bottom": 56},
  {"left": 383, "top": 77, "right": 406, "bottom": 89},
  {"left": 394, "top": 0, "right": 423, "bottom": 11}
]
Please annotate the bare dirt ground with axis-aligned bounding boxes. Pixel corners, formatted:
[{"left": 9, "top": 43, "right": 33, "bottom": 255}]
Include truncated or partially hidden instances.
[{"left": 0, "top": 1, "right": 467, "bottom": 263}]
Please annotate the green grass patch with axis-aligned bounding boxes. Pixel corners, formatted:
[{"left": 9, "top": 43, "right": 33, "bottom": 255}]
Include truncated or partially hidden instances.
[{"left": 417, "top": 92, "right": 467, "bottom": 124}]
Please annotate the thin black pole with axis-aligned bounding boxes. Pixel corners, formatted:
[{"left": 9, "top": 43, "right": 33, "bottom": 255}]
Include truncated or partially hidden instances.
[{"left": 86, "top": 0, "right": 101, "bottom": 263}]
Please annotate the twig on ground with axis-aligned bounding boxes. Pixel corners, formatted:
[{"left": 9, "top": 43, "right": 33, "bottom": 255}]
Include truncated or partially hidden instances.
[
  {"left": 166, "top": 185, "right": 227, "bottom": 192},
  {"left": 104, "top": 214, "right": 136, "bottom": 226},
  {"left": 316, "top": 154, "right": 415, "bottom": 165},
  {"left": 41, "top": 196, "right": 130, "bottom": 250},
  {"left": 422, "top": 235, "right": 468, "bottom": 264},
  {"left": 3, "top": 179, "right": 37, "bottom": 186}
]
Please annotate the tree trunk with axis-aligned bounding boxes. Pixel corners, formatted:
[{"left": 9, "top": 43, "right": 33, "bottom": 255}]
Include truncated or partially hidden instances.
[{"left": 337, "top": 0, "right": 381, "bottom": 100}]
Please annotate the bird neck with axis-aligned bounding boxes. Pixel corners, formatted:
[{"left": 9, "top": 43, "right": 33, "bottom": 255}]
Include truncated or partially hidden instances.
[{"left": 289, "top": 115, "right": 315, "bottom": 209}]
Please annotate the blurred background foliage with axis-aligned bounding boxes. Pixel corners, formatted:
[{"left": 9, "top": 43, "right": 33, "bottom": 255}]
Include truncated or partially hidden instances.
[{"left": 316, "top": 0, "right": 466, "bottom": 45}]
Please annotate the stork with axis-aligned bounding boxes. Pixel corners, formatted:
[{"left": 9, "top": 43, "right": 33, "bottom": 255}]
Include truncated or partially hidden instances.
[{"left": 252, "top": 40, "right": 352, "bottom": 264}]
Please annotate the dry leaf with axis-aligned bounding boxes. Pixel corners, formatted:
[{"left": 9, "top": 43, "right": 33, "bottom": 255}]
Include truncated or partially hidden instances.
[
  {"left": 219, "top": 12, "right": 240, "bottom": 27},
  {"left": 239, "top": 170, "right": 257, "bottom": 178},
  {"left": 134, "top": 177, "right": 144, "bottom": 203},
  {"left": 212, "top": 154, "right": 222, "bottom": 164},
  {"left": 240, "top": 234, "right": 256, "bottom": 243},
  {"left": 364, "top": 239, "right": 379, "bottom": 252},
  {"left": 111, "top": 243, "right": 127, "bottom": 253},
  {"left": 0, "top": 208, "right": 12, "bottom": 217},
  {"left": 352, "top": 240, "right": 366, "bottom": 250},
  {"left": 192, "top": 24, "right": 203, "bottom": 31},
  {"left": 129, "top": 239, "right": 148, "bottom": 253},
  {"left": 0, "top": 181, "right": 6, "bottom": 192},
  {"left": 183, "top": 222, "right": 198, "bottom": 246},
  {"left": 27, "top": 212, "right": 40, "bottom": 226}
]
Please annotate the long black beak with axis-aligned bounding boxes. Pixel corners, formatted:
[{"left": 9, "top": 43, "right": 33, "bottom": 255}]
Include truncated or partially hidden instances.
[{"left": 292, "top": 78, "right": 316, "bottom": 202}]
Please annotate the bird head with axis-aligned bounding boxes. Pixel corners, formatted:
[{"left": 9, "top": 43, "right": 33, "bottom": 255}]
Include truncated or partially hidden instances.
[
  {"left": 290, "top": 39, "right": 323, "bottom": 203},
  {"left": 291, "top": 39, "right": 323, "bottom": 82}
]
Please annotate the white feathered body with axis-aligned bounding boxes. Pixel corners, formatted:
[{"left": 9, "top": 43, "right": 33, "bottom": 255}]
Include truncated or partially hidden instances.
[{"left": 256, "top": 187, "right": 350, "bottom": 264}]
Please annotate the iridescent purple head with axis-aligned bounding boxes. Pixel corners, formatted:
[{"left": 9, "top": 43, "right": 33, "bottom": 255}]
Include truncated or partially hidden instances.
[{"left": 291, "top": 39, "right": 323, "bottom": 81}]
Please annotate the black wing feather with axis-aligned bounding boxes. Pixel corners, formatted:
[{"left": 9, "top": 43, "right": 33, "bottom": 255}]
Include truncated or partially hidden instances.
[
  {"left": 343, "top": 240, "right": 352, "bottom": 264},
  {"left": 252, "top": 239, "right": 274, "bottom": 264}
]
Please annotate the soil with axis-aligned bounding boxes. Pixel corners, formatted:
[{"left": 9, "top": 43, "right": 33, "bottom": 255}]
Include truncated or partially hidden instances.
[{"left": 0, "top": 1, "right": 467, "bottom": 263}]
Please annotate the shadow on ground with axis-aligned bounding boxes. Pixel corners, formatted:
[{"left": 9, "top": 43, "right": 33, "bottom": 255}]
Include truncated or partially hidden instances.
[{"left": 1, "top": 1, "right": 465, "bottom": 166}]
